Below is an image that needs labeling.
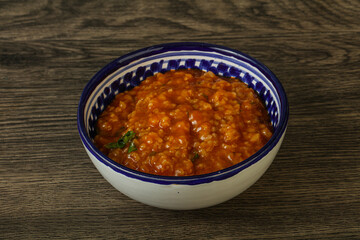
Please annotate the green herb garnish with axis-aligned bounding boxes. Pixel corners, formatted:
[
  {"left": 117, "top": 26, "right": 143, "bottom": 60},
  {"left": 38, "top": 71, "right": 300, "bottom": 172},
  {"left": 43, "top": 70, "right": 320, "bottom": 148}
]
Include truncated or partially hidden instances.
[
  {"left": 191, "top": 152, "right": 200, "bottom": 162},
  {"left": 121, "top": 131, "right": 136, "bottom": 144},
  {"left": 149, "top": 151, "right": 157, "bottom": 156},
  {"left": 105, "top": 142, "right": 122, "bottom": 149},
  {"left": 128, "top": 141, "right": 137, "bottom": 153},
  {"left": 105, "top": 130, "right": 137, "bottom": 152}
]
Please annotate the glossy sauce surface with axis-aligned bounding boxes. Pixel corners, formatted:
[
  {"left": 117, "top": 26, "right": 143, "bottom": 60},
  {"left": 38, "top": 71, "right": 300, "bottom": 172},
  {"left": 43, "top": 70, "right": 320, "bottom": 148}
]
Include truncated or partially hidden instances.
[{"left": 94, "top": 69, "right": 273, "bottom": 176}]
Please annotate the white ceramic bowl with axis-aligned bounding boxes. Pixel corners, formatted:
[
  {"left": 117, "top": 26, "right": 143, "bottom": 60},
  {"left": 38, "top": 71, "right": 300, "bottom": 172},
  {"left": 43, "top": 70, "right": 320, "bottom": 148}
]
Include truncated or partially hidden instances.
[{"left": 77, "top": 42, "right": 289, "bottom": 210}]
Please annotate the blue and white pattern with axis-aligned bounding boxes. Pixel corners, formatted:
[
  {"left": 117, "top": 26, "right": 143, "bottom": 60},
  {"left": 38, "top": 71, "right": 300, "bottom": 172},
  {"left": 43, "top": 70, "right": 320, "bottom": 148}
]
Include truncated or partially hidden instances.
[
  {"left": 77, "top": 42, "right": 289, "bottom": 184},
  {"left": 84, "top": 52, "right": 280, "bottom": 139}
]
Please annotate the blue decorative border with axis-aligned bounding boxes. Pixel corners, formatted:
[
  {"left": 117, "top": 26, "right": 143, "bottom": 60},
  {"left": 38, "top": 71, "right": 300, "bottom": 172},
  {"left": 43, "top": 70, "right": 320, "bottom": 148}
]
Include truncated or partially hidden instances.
[{"left": 77, "top": 42, "right": 289, "bottom": 185}]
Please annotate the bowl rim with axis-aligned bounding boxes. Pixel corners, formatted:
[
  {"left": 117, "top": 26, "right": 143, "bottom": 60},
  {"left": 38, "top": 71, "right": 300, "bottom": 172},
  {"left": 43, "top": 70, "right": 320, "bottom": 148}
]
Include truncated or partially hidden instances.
[{"left": 77, "top": 42, "right": 289, "bottom": 185}]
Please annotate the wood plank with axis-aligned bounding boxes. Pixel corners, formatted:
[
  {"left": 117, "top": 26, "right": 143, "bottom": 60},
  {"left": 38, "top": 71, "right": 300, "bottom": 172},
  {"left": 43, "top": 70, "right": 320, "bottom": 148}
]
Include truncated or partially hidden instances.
[{"left": 1, "top": 0, "right": 359, "bottom": 239}]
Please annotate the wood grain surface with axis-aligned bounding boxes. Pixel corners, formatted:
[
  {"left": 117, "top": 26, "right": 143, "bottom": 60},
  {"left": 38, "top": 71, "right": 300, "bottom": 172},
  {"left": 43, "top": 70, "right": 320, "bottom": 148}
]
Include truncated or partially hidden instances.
[{"left": 1, "top": 0, "right": 359, "bottom": 239}]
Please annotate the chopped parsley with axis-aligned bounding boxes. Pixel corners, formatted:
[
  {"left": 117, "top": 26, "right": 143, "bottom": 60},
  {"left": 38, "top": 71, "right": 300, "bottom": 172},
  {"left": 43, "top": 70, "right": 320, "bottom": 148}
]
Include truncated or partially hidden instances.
[
  {"left": 128, "top": 141, "right": 137, "bottom": 153},
  {"left": 105, "top": 130, "right": 137, "bottom": 153}
]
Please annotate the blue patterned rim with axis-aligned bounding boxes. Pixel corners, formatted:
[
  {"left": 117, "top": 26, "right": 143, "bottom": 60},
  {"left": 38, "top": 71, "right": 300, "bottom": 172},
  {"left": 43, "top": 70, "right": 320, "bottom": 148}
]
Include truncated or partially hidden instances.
[{"left": 77, "top": 42, "right": 289, "bottom": 185}]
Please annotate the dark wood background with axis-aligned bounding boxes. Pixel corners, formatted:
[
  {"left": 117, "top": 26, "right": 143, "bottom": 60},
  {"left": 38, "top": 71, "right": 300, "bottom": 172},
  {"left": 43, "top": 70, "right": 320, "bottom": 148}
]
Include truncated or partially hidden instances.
[{"left": 1, "top": 0, "right": 359, "bottom": 239}]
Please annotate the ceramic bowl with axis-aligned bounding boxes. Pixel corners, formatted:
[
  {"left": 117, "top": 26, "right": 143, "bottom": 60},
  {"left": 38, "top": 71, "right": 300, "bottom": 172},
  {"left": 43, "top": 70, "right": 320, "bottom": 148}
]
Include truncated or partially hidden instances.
[{"left": 77, "top": 42, "right": 289, "bottom": 210}]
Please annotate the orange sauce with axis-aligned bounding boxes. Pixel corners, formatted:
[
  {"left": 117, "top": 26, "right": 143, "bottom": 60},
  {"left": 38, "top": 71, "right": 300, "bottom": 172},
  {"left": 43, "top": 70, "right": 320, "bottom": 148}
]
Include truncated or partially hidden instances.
[{"left": 94, "top": 69, "right": 273, "bottom": 176}]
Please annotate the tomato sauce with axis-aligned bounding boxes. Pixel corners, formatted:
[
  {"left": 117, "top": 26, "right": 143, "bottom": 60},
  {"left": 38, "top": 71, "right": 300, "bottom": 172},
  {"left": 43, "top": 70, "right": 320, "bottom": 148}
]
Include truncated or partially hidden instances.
[{"left": 94, "top": 69, "right": 273, "bottom": 176}]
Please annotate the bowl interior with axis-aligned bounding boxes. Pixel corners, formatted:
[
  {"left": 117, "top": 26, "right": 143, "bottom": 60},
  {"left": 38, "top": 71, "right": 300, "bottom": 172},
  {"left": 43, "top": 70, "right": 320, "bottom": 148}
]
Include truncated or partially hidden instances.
[{"left": 78, "top": 43, "right": 288, "bottom": 183}]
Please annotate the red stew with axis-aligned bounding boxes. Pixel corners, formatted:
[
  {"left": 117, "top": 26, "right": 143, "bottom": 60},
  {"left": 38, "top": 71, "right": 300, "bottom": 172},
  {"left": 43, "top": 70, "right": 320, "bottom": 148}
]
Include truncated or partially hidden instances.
[{"left": 94, "top": 69, "right": 273, "bottom": 176}]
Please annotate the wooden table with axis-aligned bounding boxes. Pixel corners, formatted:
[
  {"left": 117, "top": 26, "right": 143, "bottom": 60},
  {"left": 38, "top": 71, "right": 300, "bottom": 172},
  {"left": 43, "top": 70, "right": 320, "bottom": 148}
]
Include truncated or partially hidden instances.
[{"left": 1, "top": 1, "right": 359, "bottom": 239}]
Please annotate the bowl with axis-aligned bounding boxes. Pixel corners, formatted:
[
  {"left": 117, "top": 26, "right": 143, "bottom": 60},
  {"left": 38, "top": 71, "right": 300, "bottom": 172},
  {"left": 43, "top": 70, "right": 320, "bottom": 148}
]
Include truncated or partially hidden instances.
[{"left": 77, "top": 42, "right": 289, "bottom": 210}]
